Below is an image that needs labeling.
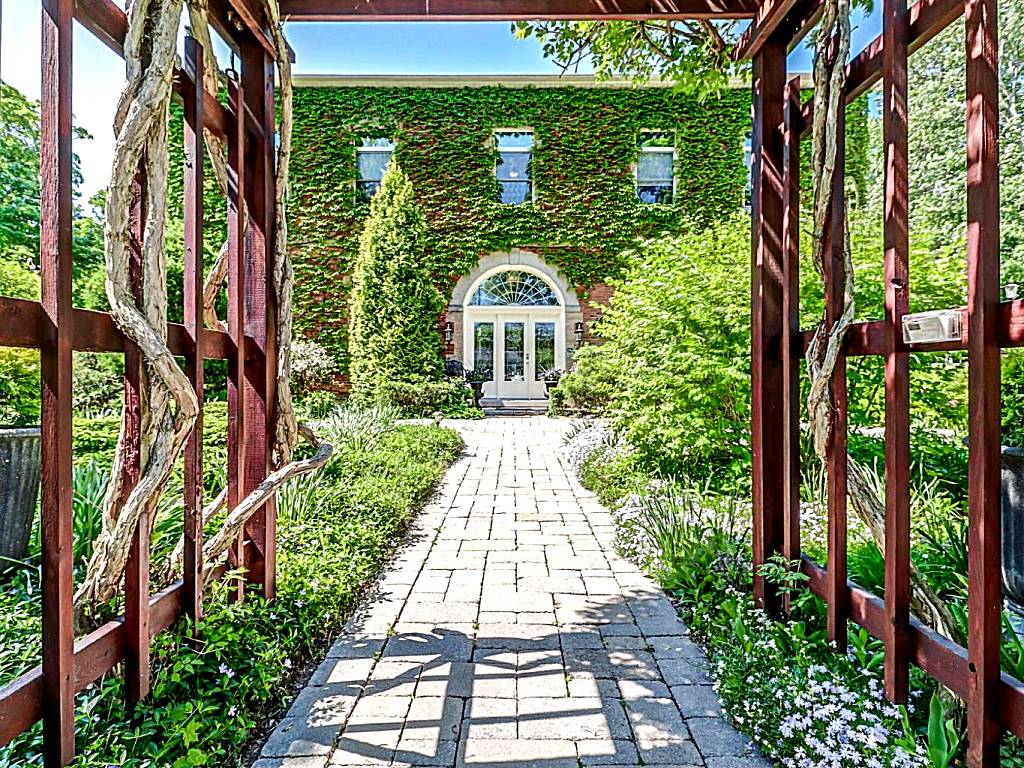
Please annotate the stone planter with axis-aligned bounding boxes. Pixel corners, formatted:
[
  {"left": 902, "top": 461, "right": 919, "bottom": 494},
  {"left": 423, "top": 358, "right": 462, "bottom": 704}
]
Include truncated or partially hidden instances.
[
  {"left": 1002, "top": 447, "right": 1024, "bottom": 622},
  {"left": 469, "top": 382, "right": 485, "bottom": 409},
  {"left": 0, "top": 427, "right": 41, "bottom": 564},
  {"left": 544, "top": 380, "right": 559, "bottom": 398}
]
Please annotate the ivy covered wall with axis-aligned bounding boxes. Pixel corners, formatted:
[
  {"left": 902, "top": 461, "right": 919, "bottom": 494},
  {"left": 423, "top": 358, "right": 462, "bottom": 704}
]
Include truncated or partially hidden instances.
[
  {"left": 287, "top": 82, "right": 752, "bottom": 374},
  {"left": 165, "top": 84, "right": 869, "bottom": 379}
]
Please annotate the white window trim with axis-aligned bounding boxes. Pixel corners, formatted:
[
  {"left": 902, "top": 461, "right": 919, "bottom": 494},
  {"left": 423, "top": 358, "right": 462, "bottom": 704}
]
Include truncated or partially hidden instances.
[
  {"left": 635, "top": 130, "right": 677, "bottom": 205},
  {"left": 742, "top": 133, "right": 753, "bottom": 211},
  {"left": 494, "top": 129, "right": 536, "bottom": 205},
  {"left": 355, "top": 138, "right": 395, "bottom": 201}
]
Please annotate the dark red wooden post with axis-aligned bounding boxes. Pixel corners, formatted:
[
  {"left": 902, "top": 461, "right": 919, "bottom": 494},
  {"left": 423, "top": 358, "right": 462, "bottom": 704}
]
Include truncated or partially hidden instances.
[
  {"left": 227, "top": 77, "right": 247, "bottom": 601},
  {"left": 183, "top": 35, "right": 206, "bottom": 627},
  {"left": 782, "top": 75, "right": 802, "bottom": 576},
  {"left": 750, "top": 34, "right": 787, "bottom": 614},
  {"left": 39, "top": 0, "right": 76, "bottom": 761},
  {"left": 882, "top": 0, "right": 911, "bottom": 704},
  {"left": 825, "top": 106, "right": 849, "bottom": 653},
  {"left": 965, "top": 0, "right": 1002, "bottom": 757},
  {"left": 123, "top": 163, "right": 150, "bottom": 704},
  {"left": 240, "top": 41, "right": 277, "bottom": 598}
]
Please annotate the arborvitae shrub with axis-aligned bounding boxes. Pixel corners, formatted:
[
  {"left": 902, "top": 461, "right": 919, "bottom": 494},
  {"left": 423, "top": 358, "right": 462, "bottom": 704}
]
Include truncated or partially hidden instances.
[{"left": 347, "top": 162, "right": 444, "bottom": 399}]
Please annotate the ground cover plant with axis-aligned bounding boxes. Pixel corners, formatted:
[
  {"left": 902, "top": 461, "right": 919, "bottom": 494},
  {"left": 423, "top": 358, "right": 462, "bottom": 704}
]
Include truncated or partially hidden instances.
[{"left": 0, "top": 405, "right": 463, "bottom": 767}]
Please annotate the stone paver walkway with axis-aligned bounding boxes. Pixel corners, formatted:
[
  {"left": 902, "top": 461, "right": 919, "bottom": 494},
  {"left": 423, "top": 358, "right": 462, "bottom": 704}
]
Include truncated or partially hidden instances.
[{"left": 255, "top": 417, "right": 767, "bottom": 768}]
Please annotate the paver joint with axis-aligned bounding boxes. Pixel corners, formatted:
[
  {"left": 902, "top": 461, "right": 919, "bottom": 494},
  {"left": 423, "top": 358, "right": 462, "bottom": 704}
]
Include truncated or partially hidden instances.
[{"left": 256, "top": 417, "right": 768, "bottom": 768}]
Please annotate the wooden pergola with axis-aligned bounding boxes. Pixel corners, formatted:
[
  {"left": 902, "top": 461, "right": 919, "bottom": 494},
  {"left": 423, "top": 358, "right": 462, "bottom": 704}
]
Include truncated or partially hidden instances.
[{"left": 0, "top": 0, "right": 1012, "bottom": 765}]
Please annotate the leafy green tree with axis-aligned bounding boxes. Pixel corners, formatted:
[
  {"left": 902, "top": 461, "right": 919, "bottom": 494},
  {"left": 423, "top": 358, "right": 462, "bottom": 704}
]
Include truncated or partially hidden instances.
[
  {"left": 0, "top": 80, "right": 105, "bottom": 298},
  {"left": 865, "top": 7, "right": 1024, "bottom": 276},
  {"left": 512, "top": 1, "right": 873, "bottom": 98},
  {"left": 558, "top": 215, "right": 752, "bottom": 479},
  {"left": 513, "top": 20, "right": 743, "bottom": 97},
  {"left": 347, "top": 161, "right": 444, "bottom": 397},
  {"left": 0, "top": 82, "right": 43, "bottom": 260},
  {"left": 0, "top": 260, "right": 41, "bottom": 425}
]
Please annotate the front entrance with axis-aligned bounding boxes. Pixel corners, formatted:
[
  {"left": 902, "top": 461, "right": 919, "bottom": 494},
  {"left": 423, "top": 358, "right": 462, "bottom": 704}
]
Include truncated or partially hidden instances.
[
  {"left": 469, "top": 312, "right": 561, "bottom": 400},
  {"left": 461, "top": 267, "right": 566, "bottom": 402}
]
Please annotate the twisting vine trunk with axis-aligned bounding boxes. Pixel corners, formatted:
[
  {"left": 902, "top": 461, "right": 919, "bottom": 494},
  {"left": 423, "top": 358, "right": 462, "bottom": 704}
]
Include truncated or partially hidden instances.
[
  {"left": 77, "top": 0, "right": 196, "bottom": 614},
  {"left": 77, "top": 0, "right": 330, "bottom": 614},
  {"left": 804, "top": 0, "right": 960, "bottom": 642}
]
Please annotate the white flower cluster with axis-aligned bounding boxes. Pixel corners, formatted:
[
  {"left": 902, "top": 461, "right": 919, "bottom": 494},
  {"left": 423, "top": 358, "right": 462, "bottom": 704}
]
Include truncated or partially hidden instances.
[
  {"left": 612, "top": 492, "right": 660, "bottom": 567},
  {"left": 560, "top": 420, "right": 614, "bottom": 476},
  {"left": 720, "top": 634, "right": 928, "bottom": 768}
]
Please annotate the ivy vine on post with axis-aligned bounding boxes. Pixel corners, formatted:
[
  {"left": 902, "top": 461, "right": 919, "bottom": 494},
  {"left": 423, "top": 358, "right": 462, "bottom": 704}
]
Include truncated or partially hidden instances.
[{"left": 74, "top": 0, "right": 332, "bottom": 622}]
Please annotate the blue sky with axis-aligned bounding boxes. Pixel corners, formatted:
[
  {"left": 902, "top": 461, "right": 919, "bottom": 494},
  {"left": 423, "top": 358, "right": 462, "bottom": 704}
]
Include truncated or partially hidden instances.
[{"left": 1, "top": 4, "right": 880, "bottom": 197}]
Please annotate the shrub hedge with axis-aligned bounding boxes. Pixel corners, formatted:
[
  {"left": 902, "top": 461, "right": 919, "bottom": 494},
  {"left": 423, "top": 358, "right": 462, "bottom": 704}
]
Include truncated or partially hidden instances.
[{"left": 348, "top": 162, "right": 445, "bottom": 396}]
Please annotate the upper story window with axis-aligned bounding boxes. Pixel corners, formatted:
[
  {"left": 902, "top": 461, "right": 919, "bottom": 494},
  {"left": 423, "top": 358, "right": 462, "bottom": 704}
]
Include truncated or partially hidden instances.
[
  {"left": 495, "top": 130, "right": 534, "bottom": 205},
  {"left": 636, "top": 131, "right": 676, "bottom": 204},
  {"left": 356, "top": 137, "right": 395, "bottom": 203}
]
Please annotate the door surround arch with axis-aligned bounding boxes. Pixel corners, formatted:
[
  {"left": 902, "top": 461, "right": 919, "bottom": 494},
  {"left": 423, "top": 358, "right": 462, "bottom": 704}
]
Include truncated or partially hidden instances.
[{"left": 447, "top": 250, "right": 583, "bottom": 400}]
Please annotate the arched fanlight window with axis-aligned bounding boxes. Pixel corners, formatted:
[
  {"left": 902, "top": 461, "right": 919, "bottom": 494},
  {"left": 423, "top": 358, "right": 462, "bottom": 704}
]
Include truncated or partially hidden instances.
[{"left": 470, "top": 271, "right": 560, "bottom": 306}]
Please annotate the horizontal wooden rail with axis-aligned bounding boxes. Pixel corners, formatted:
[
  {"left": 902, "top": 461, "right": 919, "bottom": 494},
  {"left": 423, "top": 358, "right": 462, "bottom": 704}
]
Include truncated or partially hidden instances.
[
  {"left": 796, "top": 299, "right": 1024, "bottom": 357},
  {"left": 0, "top": 581, "right": 183, "bottom": 746},
  {"left": 218, "top": 0, "right": 278, "bottom": 58},
  {"left": 733, "top": 0, "right": 818, "bottom": 60},
  {"left": 280, "top": 0, "right": 759, "bottom": 20},
  {"left": 0, "top": 296, "right": 232, "bottom": 359},
  {"left": 802, "top": 558, "right": 1024, "bottom": 739},
  {"left": 798, "top": 0, "right": 964, "bottom": 137}
]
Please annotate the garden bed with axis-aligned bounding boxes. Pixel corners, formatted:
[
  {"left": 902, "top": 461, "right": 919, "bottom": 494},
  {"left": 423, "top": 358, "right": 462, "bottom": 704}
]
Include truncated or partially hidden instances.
[
  {"left": 0, "top": 407, "right": 463, "bottom": 767},
  {"left": 562, "top": 421, "right": 1023, "bottom": 768}
]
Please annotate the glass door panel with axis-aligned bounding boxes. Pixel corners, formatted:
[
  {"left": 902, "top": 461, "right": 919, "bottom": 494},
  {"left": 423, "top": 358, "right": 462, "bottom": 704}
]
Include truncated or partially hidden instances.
[
  {"left": 534, "top": 322, "right": 556, "bottom": 379},
  {"left": 503, "top": 321, "right": 525, "bottom": 381},
  {"left": 473, "top": 321, "right": 495, "bottom": 380}
]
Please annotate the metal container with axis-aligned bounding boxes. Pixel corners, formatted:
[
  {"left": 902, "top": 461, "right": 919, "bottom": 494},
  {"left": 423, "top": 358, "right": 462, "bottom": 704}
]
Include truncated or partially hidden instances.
[{"left": 0, "top": 427, "right": 41, "bottom": 564}]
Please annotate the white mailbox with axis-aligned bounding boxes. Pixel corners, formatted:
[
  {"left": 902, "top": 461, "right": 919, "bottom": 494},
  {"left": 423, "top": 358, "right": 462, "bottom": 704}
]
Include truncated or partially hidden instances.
[{"left": 901, "top": 310, "right": 963, "bottom": 345}]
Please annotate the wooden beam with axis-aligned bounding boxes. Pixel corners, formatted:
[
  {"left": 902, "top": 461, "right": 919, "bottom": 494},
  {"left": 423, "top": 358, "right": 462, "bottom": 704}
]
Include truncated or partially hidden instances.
[
  {"left": 0, "top": 297, "right": 232, "bottom": 359},
  {"left": 173, "top": 71, "right": 233, "bottom": 141},
  {"left": 207, "top": 0, "right": 278, "bottom": 58},
  {"left": 73, "top": 0, "right": 126, "bottom": 55},
  {"left": 240, "top": 41, "right": 276, "bottom": 598},
  {"left": 781, "top": 77, "right": 802, "bottom": 607},
  {"left": 750, "top": 36, "right": 787, "bottom": 615},
  {"left": 39, "top": 1, "right": 77, "bottom": 762},
  {"left": 183, "top": 35, "right": 206, "bottom": 631},
  {"left": 280, "top": 0, "right": 759, "bottom": 20},
  {"left": 226, "top": 78, "right": 248, "bottom": 602},
  {"left": 965, "top": 0, "right": 1002, "bottom": 757},
  {"left": 882, "top": 0, "right": 911, "bottom": 704},
  {"left": 733, "top": 0, "right": 816, "bottom": 61},
  {"left": 824, "top": 105, "right": 849, "bottom": 653},
  {"left": 122, "top": 163, "right": 150, "bottom": 705}
]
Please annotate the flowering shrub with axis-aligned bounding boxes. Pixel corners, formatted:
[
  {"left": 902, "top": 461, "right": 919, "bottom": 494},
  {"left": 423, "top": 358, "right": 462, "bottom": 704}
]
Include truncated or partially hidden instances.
[
  {"left": 290, "top": 339, "right": 340, "bottom": 397},
  {"left": 712, "top": 597, "right": 928, "bottom": 768}
]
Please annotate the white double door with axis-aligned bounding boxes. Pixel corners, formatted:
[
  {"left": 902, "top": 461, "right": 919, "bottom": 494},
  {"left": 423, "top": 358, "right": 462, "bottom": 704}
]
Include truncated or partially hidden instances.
[{"left": 466, "top": 310, "right": 563, "bottom": 400}]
